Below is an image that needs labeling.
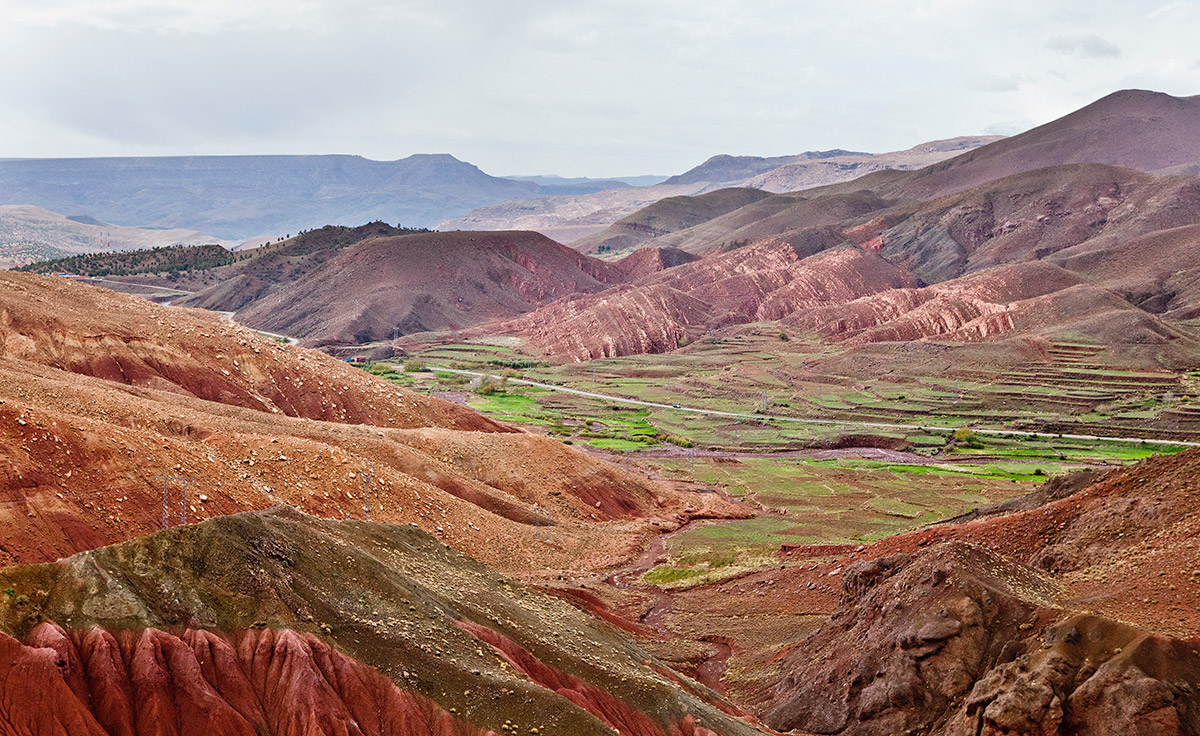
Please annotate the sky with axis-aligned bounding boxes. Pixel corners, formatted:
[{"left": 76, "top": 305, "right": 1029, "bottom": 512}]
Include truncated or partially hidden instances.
[{"left": 1, "top": 0, "right": 1199, "bottom": 177}]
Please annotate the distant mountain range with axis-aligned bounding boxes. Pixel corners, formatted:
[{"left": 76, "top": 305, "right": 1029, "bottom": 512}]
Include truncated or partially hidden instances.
[
  {"left": 437, "top": 137, "right": 1004, "bottom": 241},
  {"left": 0, "top": 139, "right": 1007, "bottom": 258},
  {"left": 0, "top": 204, "right": 231, "bottom": 268},
  {"left": 505, "top": 174, "right": 668, "bottom": 187},
  {"left": 0, "top": 154, "right": 646, "bottom": 241},
  {"left": 467, "top": 89, "right": 1200, "bottom": 362}
]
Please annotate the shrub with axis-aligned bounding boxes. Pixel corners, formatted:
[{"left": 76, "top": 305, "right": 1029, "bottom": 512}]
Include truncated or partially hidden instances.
[
  {"left": 952, "top": 427, "right": 985, "bottom": 449},
  {"left": 474, "top": 376, "right": 505, "bottom": 395}
]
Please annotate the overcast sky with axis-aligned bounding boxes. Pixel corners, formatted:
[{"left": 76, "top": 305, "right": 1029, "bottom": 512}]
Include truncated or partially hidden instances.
[{"left": 1, "top": 0, "right": 1198, "bottom": 176}]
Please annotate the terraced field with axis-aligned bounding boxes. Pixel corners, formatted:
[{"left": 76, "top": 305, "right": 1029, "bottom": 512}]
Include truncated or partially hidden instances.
[
  {"left": 395, "top": 336, "right": 1200, "bottom": 457},
  {"left": 637, "top": 453, "right": 1041, "bottom": 584},
  {"left": 376, "top": 335, "right": 1196, "bottom": 585}
]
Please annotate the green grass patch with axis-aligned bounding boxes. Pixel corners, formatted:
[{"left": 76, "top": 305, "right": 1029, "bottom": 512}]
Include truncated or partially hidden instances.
[{"left": 644, "top": 566, "right": 705, "bottom": 585}]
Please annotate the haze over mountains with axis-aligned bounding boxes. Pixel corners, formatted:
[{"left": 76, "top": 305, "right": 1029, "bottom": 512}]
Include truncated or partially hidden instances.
[
  {"left": 0, "top": 137, "right": 1001, "bottom": 256},
  {"left": 7, "top": 87, "right": 1200, "bottom": 736},
  {"left": 0, "top": 154, "right": 646, "bottom": 242},
  {"left": 17, "top": 89, "right": 1200, "bottom": 368},
  {"left": 438, "top": 136, "right": 1004, "bottom": 241},
  {"left": 0, "top": 204, "right": 232, "bottom": 268}
]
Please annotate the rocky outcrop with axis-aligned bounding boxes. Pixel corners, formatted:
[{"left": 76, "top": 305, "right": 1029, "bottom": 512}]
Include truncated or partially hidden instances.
[
  {"left": 785, "top": 261, "right": 1190, "bottom": 346},
  {"left": 475, "top": 283, "right": 714, "bottom": 361},
  {"left": 945, "top": 615, "right": 1200, "bottom": 736},
  {"left": 760, "top": 542, "right": 1200, "bottom": 736}
]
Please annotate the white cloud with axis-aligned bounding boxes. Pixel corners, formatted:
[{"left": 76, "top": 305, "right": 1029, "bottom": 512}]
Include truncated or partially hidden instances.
[
  {"left": 1046, "top": 34, "right": 1122, "bottom": 59},
  {"left": 967, "top": 73, "right": 1021, "bottom": 93},
  {"left": 0, "top": 1, "right": 1197, "bottom": 175}
]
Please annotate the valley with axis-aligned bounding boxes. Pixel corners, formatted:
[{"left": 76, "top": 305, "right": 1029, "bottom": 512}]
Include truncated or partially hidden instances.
[{"left": 6, "top": 87, "right": 1200, "bottom": 736}]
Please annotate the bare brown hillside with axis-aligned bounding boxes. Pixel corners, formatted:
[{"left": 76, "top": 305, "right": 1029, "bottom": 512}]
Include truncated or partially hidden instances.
[
  {"left": 0, "top": 508, "right": 766, "bottom": 736},
  {"left": 0, "top": 273, "right": 743, "bottom": 572},
  {"left": 180, "top": 228, "right": 630, "bottom": 346}
]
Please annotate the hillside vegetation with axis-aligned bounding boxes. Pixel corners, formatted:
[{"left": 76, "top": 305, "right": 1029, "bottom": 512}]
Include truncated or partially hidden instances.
[{"left": 19, "top": 243, "right": 237, "bottom": 277}]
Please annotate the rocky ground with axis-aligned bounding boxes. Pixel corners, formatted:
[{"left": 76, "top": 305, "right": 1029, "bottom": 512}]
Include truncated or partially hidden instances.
[{"left": 0, "top": 508, "right": 768, "bottom": 736}]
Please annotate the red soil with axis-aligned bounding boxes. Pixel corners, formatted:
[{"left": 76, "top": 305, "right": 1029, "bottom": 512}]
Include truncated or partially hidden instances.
[
  {"left": 221, "top": 230, "right": 625, "bottom": 345},
  {"left": 457, "top": 621, "right": 722, "bottom": 736},
  {"left": 0, "top": 622, "right": 495, "bottom": 736},
  {"left": 855, "top": 448, "right": 1200, "bottom": 637},
  {"left": 0, "top": 272, "right": 500, "bottom": 432},
  {"left": 0, "top": 273, "right": 744, "bottom": 574}
]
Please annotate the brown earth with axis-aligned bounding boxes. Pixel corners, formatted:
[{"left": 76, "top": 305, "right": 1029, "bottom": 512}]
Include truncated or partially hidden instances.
[
  {"left": 173, "top": 225, "right": 707, "bottom": 350},
  {"left": 787, "top": 260, "right": 1198, "bottom": 349},
  {"left": 0, "top": 507, "right": 768, "bottom": 736},
  {"left": 0, "top": 273, "right": 745, "bottom": 573},
  {"left": 568, "top": 451, "right": 1200, "bottom": 735},
  {"left": 179, "top": 228, "right": 626, "bottom": 346},
  {"left": 0, "top": 271, "right": 499, "bottom": 431},
  {"left": 573, "top": 189, "right": 772, "bottom": 254},
  {"left": 874, "top": 163, "right": 1200, "bottom": 284},
  {"left": 450, "top": 91, "right": 1200, "bottom": 363},
  {"left": 896, "top": 89, "right": 1200, "bottom": 202},
  {"left": 468, "top": 244, "right": 921, "bottom": 361},
  {"left": 469, "top": 164, "right": 1200, "bottom": 362},
  {"left": 759, "top": 542, "right": 1200, "bottom": 735},
  {"left": 437, "top": 137, "right": 1001, "bottom": 239}
]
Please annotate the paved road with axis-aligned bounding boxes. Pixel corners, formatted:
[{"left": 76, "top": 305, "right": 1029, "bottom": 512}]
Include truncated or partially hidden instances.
[
  {"left": 214, "top": 311, "right": 301, "bottom": 345},
  {"left": 87, "top": 277, "right": 195, "bottom": 296},
  {"left": 416, "top": 364, "right": 1200, "bottom": 448}
]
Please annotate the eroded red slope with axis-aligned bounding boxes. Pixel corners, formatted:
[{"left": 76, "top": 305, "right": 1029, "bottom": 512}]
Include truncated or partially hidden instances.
[
  {"left": 0, "top": 272, "right": 500, "bottom": 431},
  {"left": 1, "top": 623, "right": 492, "bottom": 736}
]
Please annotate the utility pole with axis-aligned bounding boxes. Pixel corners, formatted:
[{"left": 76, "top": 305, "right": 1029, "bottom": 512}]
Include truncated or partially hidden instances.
[
  {"left": 534, "top": 504, "right": 549, "bottom": 543},
  {"left": 362, "top": 471, "right": 373, "bottom": 521},
  {"left": 155, "top": 476, "right": 194, "bottom": 529}
]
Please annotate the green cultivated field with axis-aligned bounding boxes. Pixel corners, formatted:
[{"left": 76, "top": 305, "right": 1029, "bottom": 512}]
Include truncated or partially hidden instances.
[{"left": 371, "top": 334, "right": 1197, "bottom": 586}]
